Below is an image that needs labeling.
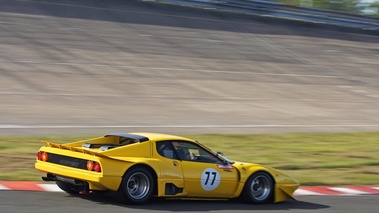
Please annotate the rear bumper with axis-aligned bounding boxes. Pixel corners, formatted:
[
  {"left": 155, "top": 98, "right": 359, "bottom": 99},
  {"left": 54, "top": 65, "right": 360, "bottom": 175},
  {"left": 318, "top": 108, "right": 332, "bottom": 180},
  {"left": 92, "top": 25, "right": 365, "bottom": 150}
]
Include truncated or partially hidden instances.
[{"left": 35, "top": 160, "right": 122, "bottom": 191}]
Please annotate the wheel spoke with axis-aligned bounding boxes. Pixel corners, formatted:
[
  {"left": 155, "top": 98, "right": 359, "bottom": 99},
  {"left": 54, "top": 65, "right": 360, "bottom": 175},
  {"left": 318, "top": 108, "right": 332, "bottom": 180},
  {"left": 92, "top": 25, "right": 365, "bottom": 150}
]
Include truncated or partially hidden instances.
[
  {"left": 250, "top": 174, "right": 271, "bottom": 201},
  {"left": 126, "top": 172, "right": 150, "bottom": 200}
]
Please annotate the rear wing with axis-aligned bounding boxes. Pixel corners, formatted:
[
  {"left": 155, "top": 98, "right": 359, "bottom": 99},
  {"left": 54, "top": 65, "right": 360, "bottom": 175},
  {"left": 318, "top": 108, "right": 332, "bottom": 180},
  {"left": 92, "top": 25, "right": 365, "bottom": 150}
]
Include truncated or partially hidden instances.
[
  {"left": 42, "top": 141, "right": 108, "bottom": 157},
  {"left": 41, "top": 133, "right": 151, "bottom": 159}
]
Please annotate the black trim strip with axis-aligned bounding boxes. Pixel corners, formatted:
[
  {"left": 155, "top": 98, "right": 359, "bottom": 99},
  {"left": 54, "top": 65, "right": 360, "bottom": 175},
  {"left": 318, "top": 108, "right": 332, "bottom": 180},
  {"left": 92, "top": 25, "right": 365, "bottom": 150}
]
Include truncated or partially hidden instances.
[
  {"left": 47, "top": 153, "right": 88, "bottom": 170},
  {"left": 104, "top": 133, "right": 149, "bottom": 142}
]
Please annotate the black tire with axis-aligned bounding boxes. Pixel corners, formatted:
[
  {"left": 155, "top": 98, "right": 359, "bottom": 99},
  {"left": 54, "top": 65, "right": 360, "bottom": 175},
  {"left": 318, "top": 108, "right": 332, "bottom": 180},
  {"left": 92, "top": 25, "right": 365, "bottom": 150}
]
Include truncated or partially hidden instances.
[
  {"left": 241, "top": 172, "right": 274, "bottom": 204},
  {"left": 118, "top": 167, "right": 154, "bottom": 204},
  {"left": 55, "top": 180, "right": 79, "bottom": 194}
]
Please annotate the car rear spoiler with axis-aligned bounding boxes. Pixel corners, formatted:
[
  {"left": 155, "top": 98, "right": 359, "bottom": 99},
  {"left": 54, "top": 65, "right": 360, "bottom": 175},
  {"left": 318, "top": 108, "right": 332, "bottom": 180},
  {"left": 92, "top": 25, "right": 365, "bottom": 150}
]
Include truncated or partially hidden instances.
[{"left": 42, "top": 141, "right": 109, "bottom": 157}]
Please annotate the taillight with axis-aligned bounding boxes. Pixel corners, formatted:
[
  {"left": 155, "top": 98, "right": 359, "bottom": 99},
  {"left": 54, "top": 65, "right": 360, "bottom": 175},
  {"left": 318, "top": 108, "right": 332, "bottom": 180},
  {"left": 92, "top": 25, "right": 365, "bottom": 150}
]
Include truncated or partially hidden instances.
[
  {"left": 37, "top": 151, "right": 42, "bottom": 160},
  {"left": 37, "top": 151, "right": 49, "bottom": 162},
  {"left": 42, "top": 152, "right": 49, "bottom": 161},
  {"left": 87, "top": 160, "right": 101, "bottom": 172},
  {"left": 93, "top": 162, "right": 101, "bottom": 172},
  {"left": 87, "top": 161, "right": 94, "bottom": 171}
]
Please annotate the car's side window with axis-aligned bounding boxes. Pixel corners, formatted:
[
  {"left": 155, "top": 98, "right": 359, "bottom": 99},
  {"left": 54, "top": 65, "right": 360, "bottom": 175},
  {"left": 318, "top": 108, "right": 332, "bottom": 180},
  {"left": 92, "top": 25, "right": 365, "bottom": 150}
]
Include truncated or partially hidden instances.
[
  {"left": 171, "top": 141, "right": 223, "bottom": 164},
  {"left": 156, "top": 141, "right": 176, "bottom": 159}
]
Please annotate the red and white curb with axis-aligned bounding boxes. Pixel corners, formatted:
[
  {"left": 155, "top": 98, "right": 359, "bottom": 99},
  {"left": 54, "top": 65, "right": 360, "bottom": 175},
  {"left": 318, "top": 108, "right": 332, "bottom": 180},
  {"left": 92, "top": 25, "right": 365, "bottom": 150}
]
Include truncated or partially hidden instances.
[
  {"left": 294, "top": 186, "right": 379, "bottom": 196},
  {"left": 0, "top": 182, "right": 379, "bottom": 196},
  {"left": 0, "top": 182, "right": 62, "bottom": 192}
]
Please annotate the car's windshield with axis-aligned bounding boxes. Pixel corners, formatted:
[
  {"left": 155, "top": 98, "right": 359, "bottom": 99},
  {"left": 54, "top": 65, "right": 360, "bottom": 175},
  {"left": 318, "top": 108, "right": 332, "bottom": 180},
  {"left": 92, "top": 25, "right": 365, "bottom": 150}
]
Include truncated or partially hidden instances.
[{"left": 200, "top": 143, "right": 235, "bottom": 164}]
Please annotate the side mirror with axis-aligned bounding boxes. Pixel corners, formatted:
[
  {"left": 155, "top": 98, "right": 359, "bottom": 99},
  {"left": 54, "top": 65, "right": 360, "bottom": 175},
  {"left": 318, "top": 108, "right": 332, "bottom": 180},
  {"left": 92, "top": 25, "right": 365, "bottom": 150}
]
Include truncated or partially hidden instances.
[
  {"left": 216, "top": 151, "right": 235, "bottom": 165},
  {"left": 222, "top": 160, "right": 228, "bottom": 165}
]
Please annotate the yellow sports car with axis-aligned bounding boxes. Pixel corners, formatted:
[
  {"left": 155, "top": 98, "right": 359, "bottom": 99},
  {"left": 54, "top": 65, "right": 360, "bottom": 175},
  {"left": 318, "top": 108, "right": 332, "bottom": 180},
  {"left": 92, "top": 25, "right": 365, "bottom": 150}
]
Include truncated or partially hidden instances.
[{"left": 35, "top": 132, "right": 299, "bottom": 204}]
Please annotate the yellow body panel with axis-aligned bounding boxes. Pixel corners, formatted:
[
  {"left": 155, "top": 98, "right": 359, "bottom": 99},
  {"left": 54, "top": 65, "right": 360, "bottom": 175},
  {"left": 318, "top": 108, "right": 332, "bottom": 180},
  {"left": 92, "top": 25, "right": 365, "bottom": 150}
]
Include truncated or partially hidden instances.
[
  {"left": 232, "top": 162, "right": 299, "bottom": 202},
  {"left": 35, "top": 132, "right": 299, "bottom": 203}
]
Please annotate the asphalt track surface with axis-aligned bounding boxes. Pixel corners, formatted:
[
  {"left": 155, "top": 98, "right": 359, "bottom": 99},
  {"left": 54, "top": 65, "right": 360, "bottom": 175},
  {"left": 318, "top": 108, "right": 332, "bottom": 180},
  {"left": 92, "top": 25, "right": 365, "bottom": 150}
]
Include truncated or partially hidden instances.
[
  {"left": 0, "top": 0, "right": 379, "bottom": 212},
  {"left": 1, "top": 190, "right": 378, "bottom": 213},
  {"left": 1, "top": 0, "right": 379, "bottom": 136}
]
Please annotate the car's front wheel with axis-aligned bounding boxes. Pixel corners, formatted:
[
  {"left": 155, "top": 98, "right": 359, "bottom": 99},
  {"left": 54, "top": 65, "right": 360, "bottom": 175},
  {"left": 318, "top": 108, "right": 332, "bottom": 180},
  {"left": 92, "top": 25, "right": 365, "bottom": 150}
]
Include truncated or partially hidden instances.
[
  {"left": 241, "top": 171, "right": 274, "bottom": 204},
  {"left": 118, "top": 167, "right": 154, "bottom": 204}
]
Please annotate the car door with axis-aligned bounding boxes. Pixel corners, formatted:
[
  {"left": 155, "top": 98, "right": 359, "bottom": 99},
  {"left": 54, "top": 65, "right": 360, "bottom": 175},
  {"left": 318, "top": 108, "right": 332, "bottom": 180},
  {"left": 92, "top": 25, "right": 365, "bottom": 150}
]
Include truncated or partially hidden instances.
[
  {"left": 155, "top": 141, "right": 184, "bottom": 196},
  {"left": 171, "top": 141, "right": 239, "bottom": 198}
]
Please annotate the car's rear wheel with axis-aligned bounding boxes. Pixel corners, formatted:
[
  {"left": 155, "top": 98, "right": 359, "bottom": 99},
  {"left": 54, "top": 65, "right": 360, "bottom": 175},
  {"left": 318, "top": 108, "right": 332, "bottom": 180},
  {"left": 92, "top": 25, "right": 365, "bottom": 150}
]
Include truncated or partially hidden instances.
[
  {"left": 241, "top": 171, "right": 274, "bottom": 204},
  {"left": 118, "top": 167, "right": 154, "bottom": 204},
  {"left": 55, "top": 180, "right": 80, "bottom": 194}
]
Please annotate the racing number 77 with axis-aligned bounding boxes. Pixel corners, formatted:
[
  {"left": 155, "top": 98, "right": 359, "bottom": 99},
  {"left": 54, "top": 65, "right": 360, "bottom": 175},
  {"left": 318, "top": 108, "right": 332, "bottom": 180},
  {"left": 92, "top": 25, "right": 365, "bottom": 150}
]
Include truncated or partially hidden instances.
[{"left": 204, "top": 171, "right": 217, "bottom": 185}]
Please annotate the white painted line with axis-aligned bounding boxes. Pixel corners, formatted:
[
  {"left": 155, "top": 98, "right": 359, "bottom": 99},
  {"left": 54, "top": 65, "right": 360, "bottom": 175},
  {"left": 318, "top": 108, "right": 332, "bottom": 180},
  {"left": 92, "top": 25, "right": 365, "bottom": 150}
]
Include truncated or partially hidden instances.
[
  {"left": 208, "top": 39, "right": 222, "bottom": 43},
  {"left": 0, "top": 185, "right": 10, "bottom": 190},
  {"left": 0, "top": 92, "right": 77, "bottom": 96},
  {"left": 62, "top": 28, "right": 82, "bottom": 30},
  {"left": 352, "top": 90, "right": 368, "bottom": 94},
  {"left": 294, "top": 189, "right": 323, "bottom": 196},
  {"left": 138, "top": 34, "right": 153, "bottom": 37},
  {"left": 0, "top": 59, "right": 340, "bottom": 79},
  {"left": 338, "top": 86, "right": 353, "bottom": 89},
  {"left": 2, "top": 124, "right": 379, "bottom": 129},
  {"left": 37, "top": 184, "right": 63, "bottom": 192},
  {"left": 330, "top": 187, "right": 370, "bottom": 195},
  {"left": 324, "top": 50, "right": 341, "bottom": 53}
]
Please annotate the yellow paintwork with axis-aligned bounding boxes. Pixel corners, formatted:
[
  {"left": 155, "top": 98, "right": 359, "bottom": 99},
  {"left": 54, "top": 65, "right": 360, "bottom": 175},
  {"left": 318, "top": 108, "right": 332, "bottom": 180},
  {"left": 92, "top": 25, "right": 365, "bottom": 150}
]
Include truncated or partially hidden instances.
[
  {"left": 231, "top": 162, "right": 299, "bottom": 202},
  {"left": 35, "top": 132, "right": 299, "bottom": 202}
]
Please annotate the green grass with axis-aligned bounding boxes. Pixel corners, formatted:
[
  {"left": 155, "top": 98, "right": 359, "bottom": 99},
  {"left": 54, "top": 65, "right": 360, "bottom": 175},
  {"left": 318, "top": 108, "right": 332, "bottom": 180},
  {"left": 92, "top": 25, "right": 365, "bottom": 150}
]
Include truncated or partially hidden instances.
[{"left": 1, "top": 133, "right": 379, "bottom": 185}]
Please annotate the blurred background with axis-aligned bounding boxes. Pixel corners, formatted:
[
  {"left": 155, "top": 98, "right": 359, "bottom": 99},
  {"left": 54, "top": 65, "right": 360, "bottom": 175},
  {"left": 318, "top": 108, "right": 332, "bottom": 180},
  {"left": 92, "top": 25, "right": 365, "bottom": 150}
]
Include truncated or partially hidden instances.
[
  {"left": 274, "top": 0, "right": 379, "bottom": 16},
  {"left": 1, "top": 0, "right": 379, "bottom": 190},
  {"left": 0, "top": 0, "right": 379, "bottom": 136}
]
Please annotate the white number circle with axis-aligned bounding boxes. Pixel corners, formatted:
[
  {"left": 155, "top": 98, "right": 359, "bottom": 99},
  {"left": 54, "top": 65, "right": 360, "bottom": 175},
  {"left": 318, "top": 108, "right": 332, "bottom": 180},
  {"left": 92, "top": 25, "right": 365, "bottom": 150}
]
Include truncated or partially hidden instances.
[{"left": 201, "top": 168, "right": 220, "bottom": 191}]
